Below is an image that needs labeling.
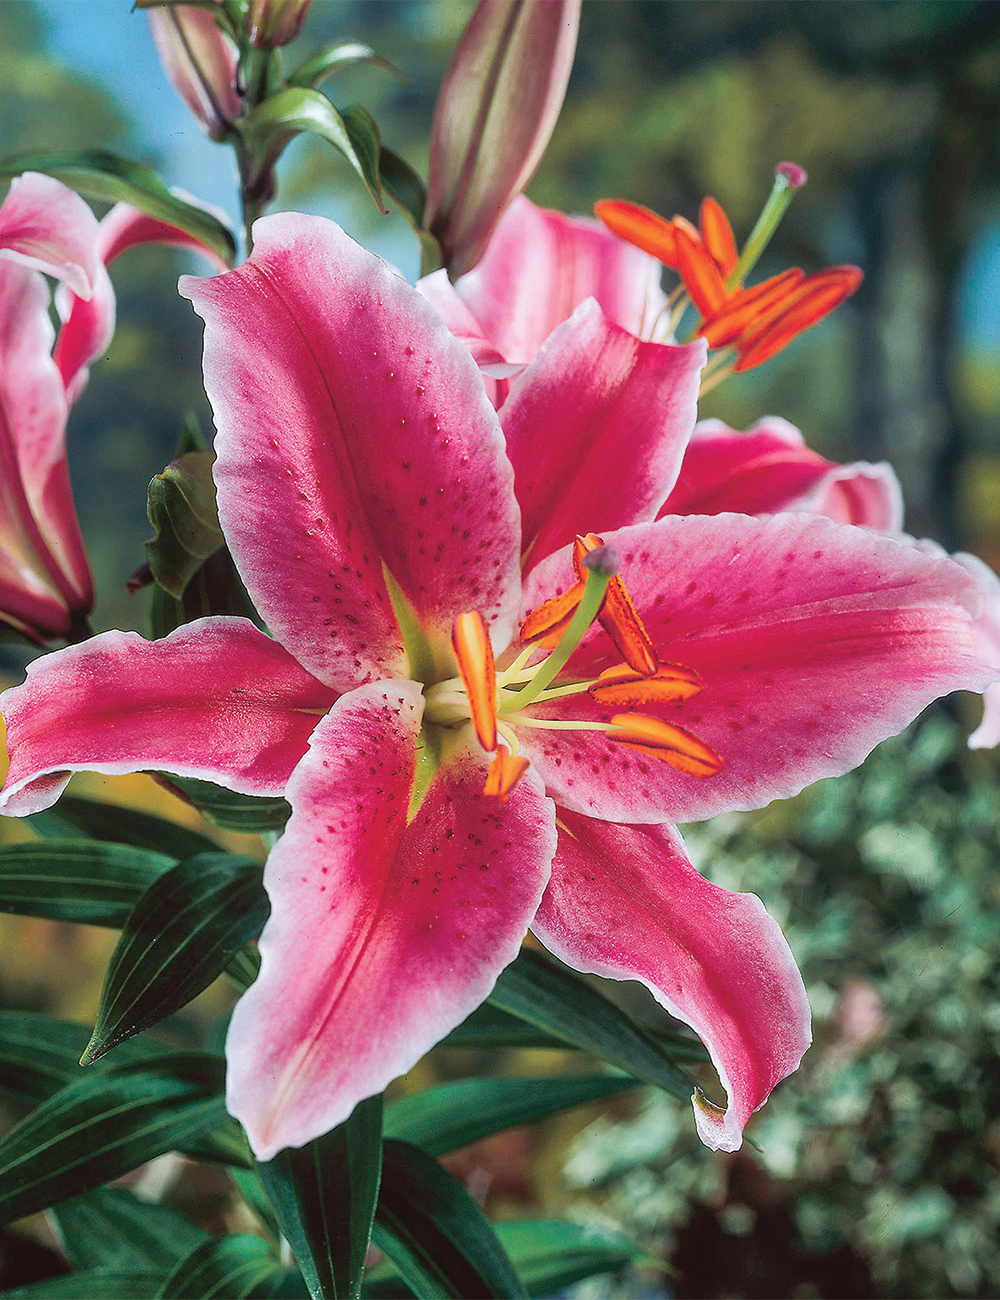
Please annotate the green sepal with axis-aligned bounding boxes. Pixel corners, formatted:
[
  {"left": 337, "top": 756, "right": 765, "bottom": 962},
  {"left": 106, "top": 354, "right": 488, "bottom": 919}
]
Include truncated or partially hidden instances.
[
  {"left": 0, "top": 150, "right": 236, "bottom": 266},
  {"left": 148, "top": 545, "right": 259, "bottom": 639},
  {"left": 144, "top": 450, "right": 225, "bottom": 600},
  {"left": 373, "top": 1140, "right": 525, "bottom": 1300},
  {"left": 256, "top": 1094, "right": 383, "bottom": 1300},
  {"left": 82, "top": 853, "right": 267, "bottom": 1064},
  {"left": 384, "top": 1074, "right": 638, "bottom": 1157}
]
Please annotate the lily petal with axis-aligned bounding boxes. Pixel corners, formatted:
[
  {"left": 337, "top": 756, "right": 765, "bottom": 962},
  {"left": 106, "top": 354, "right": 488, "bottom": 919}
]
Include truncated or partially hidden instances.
[
  {"left": 226, "top": 679, "right": 555, "bottom": 1158},
  {"left": 661, "top": 419, "right": 903, "bottom": 530},
  {"left": 182, "top": 213, "right": 522, "bottom": 690},
  {"left": 952, "top": 550, "right": 1000, "bottom": 749},
  {"left": 518, "top": 513, "right": 997, "bottom": 823},
  {"left": 451, "top": 196, "right": 667, "bottom": 365},
  {"left": 0, "top": 173, "right": 102, "bottom": 300},
  {"left": 502, "top": 299, "right": 705, "bottom": 563},
  {"left": 0, "top": 617, "right": 336, "bottom": 816},
  {"left": 56, "top": 201, "right": 230, "bottom": 404},
  {"left": 533, "top": 814, "right": 810, "bottom": 1151},
  {"left": 0, "top": 262, "right": 90, "bottom": 636}
]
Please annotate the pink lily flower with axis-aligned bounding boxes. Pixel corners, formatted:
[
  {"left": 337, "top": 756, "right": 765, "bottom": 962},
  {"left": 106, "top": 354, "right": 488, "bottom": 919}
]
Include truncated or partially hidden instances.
[
  {"left": 0, "top": 214, "right": 994, "bottom": 1160},
  {"left": 0, "top": 172, "right": 228, "bottom": 642},
  {"left": 419, "top": 194, "right": 667, "bottom": 399}
]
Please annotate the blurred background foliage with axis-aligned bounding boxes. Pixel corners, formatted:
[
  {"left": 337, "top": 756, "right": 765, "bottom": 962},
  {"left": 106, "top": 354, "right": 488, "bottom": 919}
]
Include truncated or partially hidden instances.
[{"left": 1, "top": 2, "right": 1000, "bottom": 1297}]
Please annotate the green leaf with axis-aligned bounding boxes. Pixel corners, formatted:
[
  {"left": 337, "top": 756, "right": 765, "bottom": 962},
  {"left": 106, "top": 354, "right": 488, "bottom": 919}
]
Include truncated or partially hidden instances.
[
  {"left": 237, "top": 87, "right": 387, "bottom": 213},
  {"left": 148, "top": 545, "right": 260, "bottom": 639},
  {"left": 376, "top": 150, "right": 441, "bottom": 276},
  {"left": 257, "top": 1095, "right": 383, "bottom": 1300},
  {"left": 145, "top": 451, "right": 225, "bottom": 600},
  {"left": 363, "top": 1219, "right": 645, "bottom": 1300},
  {"left": 487, "top": 949, "right": 697, "bottom": 1102},
  {"left": 495, "top": 1220, "right": 645, "bottom": 1297},
  {"left": 0, "top": 150, "right": 236, "bottom": 266},
  {"left": 0, "top": 1053, "right": 228, "bottom": 1224},
  {"left": 154, "top": 1235, "right": 282, "bottom": 1299},
  {"left": 155, "top": 774, "right": 291, "bottom": 832},
  {"left": 53, "top": 1186, "right": 208, "bottom": 1272},
  {"left": 439, "top": 1000, "right": 568, "bottom": 1051},
  {"left": 373, "top": 1140, "right": 525, "bottom": 1300},
  {"left": 0, "top": 1013, "right": 161, "bottom": 1105},
  {"left": 288, "top": 42, "right": 405, "bottom": 90},
  {"left": 384, "top": 1074, "right": 638, "bottom": 1157},
  {"left": 25, "top": 794, "right": 220, "bottom": 860},
  {"left": 231, "top": 1166, "right": 282, "bottom": 1241},
  {"left": 0, "top": 1271, "right": 165, "bottom": 1299},
  {"left": 82, "top": 853, "right": 267, "bottom": 1064},
  {"left": 183, "top": 1119, "right": 255, "bottom": 1170},
  {"left": 0, "top": 840, "right": 176, "bottom": 928}
]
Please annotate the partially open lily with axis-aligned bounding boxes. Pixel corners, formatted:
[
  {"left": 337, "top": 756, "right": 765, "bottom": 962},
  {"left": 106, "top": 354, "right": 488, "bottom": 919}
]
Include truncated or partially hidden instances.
[
  {"left": 596, "top": 165, "right": 863, "bottom": 383},
  {"left": 1, "top": 214, "right": 994, "bottom": 1160},
  {"left": 147, "top": 2, "right": 242, "bottom": 142},
  {"left": 0, "top": 172, "right": 228, "bottom": 642}
]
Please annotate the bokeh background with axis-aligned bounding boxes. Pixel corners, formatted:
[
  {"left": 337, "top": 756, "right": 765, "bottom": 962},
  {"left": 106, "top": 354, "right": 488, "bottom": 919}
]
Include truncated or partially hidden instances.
[{"left": 2, "top": 2, "right": 1000, "bottom": 1296}]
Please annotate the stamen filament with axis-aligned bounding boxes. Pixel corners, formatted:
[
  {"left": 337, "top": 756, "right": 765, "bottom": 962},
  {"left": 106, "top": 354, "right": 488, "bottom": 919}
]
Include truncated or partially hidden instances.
[
  {"left": 699, "top": 357, "right": 735, "bottom": 397},
  {"left": 501, "top": 563, "right": 613, "bottom": 713}
]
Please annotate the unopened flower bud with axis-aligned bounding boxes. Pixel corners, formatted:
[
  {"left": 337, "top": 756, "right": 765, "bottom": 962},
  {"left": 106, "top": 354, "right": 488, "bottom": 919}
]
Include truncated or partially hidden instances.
[
  {"left": 245, "top": 0, "right": 313, "bottom": 48},
  {"left": 147, "top": 4, "right": 242, "bottom": 141},
  {"left": 425, "top": 0, "right": 581, "bottom": 278}
]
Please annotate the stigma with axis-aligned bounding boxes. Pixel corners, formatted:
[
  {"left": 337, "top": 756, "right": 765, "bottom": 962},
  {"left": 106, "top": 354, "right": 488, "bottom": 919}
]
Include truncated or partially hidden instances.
[{"left": 424, "top": 535, "right": 724, "bottom": 800}]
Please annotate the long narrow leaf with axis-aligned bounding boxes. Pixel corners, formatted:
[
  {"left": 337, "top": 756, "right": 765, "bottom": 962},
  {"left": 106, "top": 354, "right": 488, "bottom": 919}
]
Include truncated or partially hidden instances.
[
  {"left": 82, "top": 853, "right": 267, "bottom": 1063},
  {"left": 0, "top": 841, "right": 176, "bottom": 928},
  {"left": 53, "top": 1186, "right": 208, "bottom": 1272},
  {"left": 496, "top": 1220, "right": 645, "bottom": 1296},
  {"left": 257, "top": 1095, "right": 383, "bottom": 1300},
  {"left": 384, "top": 1075, "right": 638, "bottom": 1157},
  {"left": 0, "top": 1054, "right": 228, "bottom": 1224},
  {"left": 488, "top": 949, "right": 697, "bottom": 1101},
  {"left": 373, "top": 1140, "right": 525, "bottom": 1300},
  {"left": 25, "top": 795, "right": 220, "bottom": 859},
  {"left": 288, "top": 42, "right": 404, "bottom": 89},
  {"left": 0, "top": 150, "right": 236, "bottom": 265},
  {"left": 154, "top": 1235, "right": 282, "bottom": 1299},
  {"left": 0, "top": 1012, "right": 162, "bottom": 1104},
  {"left": 0, "top": 1272, "right": 164, "bottom": 1299},
  {"left": 156, "top": 774, "right": 291, "bottom": 832}
]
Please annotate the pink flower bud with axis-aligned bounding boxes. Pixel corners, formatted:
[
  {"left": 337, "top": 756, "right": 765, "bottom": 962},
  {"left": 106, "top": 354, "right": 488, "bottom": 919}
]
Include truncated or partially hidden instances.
[
  {"left": 245, "top": 0, "right": 313, "bottom": 48},
  {"left": 425, "top": 0, "right": 581, "bottom": 278},
  {"left": 147, "top": 4, "right": 242, "bottom": 141}
]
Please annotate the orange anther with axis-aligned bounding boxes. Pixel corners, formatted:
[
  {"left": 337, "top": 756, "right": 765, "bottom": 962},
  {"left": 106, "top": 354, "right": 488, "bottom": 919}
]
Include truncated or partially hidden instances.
[
  {"left": 573, "top": 533, "right": 657, "bottom": 675},
  {"left": 699, "top": 196, "right": 738, "bottom": 276},
  {"left": 608, "top": 713, "right": 723, "bottom": 778},
  {"left": 452, "top": 610, "right": 497, "bottom": 753},
  {"left": 520, "top": 582, "right": 585, "bottom": 646},
  {"left": 484, "top": 744, "right": 530, "bottom": 800},
  {"left": 734, "top": 266, "right": 863, "bottom": 372},
  {"left": 589, "top": 661, "right": 704, "bottom": 706},
  {"left": 594, "top": 199, "right": 683, "bottom": 267},
  {"left": 698, "top": 268, "right": 804, "bottom": 349},
  {"left": 674, "top": 225, "right": 728, "bottom": 318}
]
